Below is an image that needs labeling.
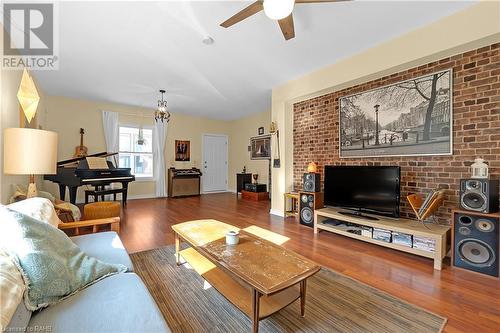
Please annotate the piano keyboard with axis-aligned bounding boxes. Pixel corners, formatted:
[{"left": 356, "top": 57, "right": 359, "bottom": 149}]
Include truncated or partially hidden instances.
[{"left": 82, "top": 176, "right": 135, "bottom": 183}]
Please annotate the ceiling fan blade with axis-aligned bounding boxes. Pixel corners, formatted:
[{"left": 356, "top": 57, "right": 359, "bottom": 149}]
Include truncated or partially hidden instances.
[
  {"left": 278, "top": 14, "right": 295, "bottom": 40},
  {"left": 296, "top": 0, "right": 351, "bottom": 3},
  {"left": 220, "top": 1, "right": 263, "bottom": 28}
]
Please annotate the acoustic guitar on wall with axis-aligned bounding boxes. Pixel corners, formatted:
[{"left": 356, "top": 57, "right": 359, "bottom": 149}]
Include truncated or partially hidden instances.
[{"left": 74, "top": 128, "right": 88, "bottom": 158}]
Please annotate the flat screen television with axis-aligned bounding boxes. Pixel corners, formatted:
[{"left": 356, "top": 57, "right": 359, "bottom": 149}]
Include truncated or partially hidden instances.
[{"left": 324, "top": 165, "right": 401, "bottom": 219}]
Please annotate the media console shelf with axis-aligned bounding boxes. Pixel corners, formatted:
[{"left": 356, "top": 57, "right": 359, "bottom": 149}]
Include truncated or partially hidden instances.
[{"left": 314, "top": 208, "right": 451, "bottom": 270}]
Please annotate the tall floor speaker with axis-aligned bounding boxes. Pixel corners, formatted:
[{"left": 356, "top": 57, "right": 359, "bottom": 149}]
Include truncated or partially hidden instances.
[
  {"left": 299, "top": 192, "right": 323, "bottom": 228},
  {"left": 452, "top": 209, "right": 499, "bottom": 278}
]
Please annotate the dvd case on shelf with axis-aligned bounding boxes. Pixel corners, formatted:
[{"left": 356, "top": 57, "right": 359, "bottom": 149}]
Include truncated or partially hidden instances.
[{"left": 392, "top": 232, "right": 413, "bottom": 247}]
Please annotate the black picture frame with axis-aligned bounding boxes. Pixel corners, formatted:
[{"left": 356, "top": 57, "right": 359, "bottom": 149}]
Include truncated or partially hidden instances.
[
  {"left": 339, "top": 69, "right": 452, "bottom": 158},
  {"left": 250, "top": 135, "right": 271, "bottom": 160}
]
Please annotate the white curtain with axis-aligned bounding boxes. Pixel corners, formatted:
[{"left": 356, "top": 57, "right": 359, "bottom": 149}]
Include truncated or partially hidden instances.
[
  {"left": 102, "top": 111, "right": 119, "bottom": 155},
  {"left": 153, "top": 120, "right": 167, "bottom": 197},
  {"left": 101, "top": 111, "right": 119, "bottom": 198}
]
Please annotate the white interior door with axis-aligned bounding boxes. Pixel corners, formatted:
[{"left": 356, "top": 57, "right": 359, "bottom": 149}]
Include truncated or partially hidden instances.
[{"left": 202, "top": 134, "right": 228, "bottom": 193}]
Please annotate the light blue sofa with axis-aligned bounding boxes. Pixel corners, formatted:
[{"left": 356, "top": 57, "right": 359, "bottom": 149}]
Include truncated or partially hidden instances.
[{"left": 22, "top": 232, "right": 170, "bottom": 333}]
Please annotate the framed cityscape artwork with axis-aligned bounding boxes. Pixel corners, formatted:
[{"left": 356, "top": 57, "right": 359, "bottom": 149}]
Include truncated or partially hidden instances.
[{"left": 339, "top": 69, "right": 452, "bottom": 158}]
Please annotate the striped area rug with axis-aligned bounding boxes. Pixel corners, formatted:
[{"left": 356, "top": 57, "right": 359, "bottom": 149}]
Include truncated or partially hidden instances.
[{"left": 131, "top": 246, "right": 446, "bottom": 333}]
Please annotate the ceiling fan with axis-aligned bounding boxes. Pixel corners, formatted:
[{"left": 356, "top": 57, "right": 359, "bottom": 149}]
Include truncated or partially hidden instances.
[{"left": 220, "top": 0, "right": 349, "bottom": 40}]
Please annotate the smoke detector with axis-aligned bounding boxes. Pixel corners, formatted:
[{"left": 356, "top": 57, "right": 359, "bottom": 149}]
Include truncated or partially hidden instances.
[{"left": 202, "top": 36, "right": 214, "bottom": 45}]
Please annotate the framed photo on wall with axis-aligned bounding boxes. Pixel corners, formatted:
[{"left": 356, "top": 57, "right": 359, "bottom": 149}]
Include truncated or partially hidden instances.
[
  {"left": 339, "top": 69, "right": 452, "bottom": 158},
  {"left": 250, "top": 135, "right": 271, "bottom": 160},
  {"left": 175, "top": 140, "right": 190, "bottom": 161}
]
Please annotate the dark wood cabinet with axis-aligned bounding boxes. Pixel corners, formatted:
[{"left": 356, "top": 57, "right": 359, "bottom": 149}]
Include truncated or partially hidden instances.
[{"left": 236, "top": 173, "right": 252, "bottom": 195}]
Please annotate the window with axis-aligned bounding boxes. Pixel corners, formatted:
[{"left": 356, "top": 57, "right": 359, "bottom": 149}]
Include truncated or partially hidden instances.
[{"left": 119, "top": 126, "right": 154, "bottom": 179}]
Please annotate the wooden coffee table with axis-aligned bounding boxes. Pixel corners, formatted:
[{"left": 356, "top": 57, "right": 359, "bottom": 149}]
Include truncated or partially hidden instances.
[{"left": 172, "top": 220, "right": 321, "bottom": 333}]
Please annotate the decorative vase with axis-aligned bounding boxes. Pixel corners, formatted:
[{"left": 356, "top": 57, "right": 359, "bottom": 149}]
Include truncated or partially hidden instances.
[{"left": 252, "top": 174, "right": 259, "bottom": 184}]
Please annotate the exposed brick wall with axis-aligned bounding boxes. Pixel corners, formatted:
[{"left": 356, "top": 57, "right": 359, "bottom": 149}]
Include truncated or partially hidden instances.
[{"left": 293, "top": 43, "right": 500, "bottom": 224}]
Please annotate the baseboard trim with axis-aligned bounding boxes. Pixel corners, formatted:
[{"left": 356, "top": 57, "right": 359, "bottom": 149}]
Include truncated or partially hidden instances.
[
  {"left": 269, "top": 209, "right": 285, "bottom": 217},
  {"left": 128, "top": 194, "right": 158, "bottom": 200},
  {"left": 202, "top": 190, "right": 230, "bottom": 194}
]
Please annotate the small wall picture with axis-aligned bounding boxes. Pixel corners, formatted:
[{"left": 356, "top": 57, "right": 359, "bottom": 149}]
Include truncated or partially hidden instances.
[
  {"left": 258, "top": 126, "right": 265, "bottom": 135},
  {"left": 250, "top": 135, "right": 271, "bottom": 160},
  {"left": 175, "top": 140, "right": 190, "bottom": 161},
  {"left": 339, "top": 69, "right": 452, "bottom": 158}
]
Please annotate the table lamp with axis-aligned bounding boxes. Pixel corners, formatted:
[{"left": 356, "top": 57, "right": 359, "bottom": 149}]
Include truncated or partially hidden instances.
[{"left": 3, "top": 128, "right": 58, "bottom": 198}]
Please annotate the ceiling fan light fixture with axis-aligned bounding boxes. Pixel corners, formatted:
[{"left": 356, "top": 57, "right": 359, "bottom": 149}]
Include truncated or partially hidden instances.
[{"left": 263, "top": 0, "right": 295, "bottom": 20}]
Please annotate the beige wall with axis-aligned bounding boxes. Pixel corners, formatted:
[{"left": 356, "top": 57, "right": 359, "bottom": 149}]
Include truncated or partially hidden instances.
[
  {"left": 42, "top": 95, "right": 235, "bottom": 201},
  {"left": 228, "top": 109, "right": 271, "bottom": 191},
  {"left": 42, "top": 95, "right": 271, "bottom": 200},
  {"left": 270, "top": 1, "right": 500, "bottom": 215}
]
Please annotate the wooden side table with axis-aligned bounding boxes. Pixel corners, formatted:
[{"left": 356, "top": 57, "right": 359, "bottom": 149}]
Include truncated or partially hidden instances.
[
  {"left": 283, "top": 192, "right": 299, "bottom": 218},
  {"left": 242, "top": 190, "right": 269, "bottom": 201},
  {"left": 236, "top": 173, "right": 252, "bottom": 196}
]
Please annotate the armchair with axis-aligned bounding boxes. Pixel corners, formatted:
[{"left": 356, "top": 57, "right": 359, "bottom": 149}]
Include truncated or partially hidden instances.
[
  {"left": 6, "top": 197, "right": 120, "bottom": 236},
  {"left": 58, "top": 216, "right": 120, "bottom": 236}
]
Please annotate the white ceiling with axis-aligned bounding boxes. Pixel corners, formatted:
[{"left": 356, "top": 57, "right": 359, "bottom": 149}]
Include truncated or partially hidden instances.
[{"left": 27, "top": 1, "right": 474, "bottom": 120}]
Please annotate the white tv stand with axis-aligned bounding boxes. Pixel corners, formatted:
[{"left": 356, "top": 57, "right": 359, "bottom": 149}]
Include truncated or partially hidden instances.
[{"left": 314, "top": 207, "right": 450, "bottom": 270}]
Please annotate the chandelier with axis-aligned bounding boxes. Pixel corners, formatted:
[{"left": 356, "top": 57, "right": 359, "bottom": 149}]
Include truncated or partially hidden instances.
[{"left": 155, "top": 89, "right": 171, "bottom": 123}]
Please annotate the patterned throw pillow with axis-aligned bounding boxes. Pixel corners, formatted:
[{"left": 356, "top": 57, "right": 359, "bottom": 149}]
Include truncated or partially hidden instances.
[
  {"left": 0, "top": 251, "right": 26, "bottom": 330},
  {"left": 0, "top": 207, "right": 127, "bottom": 311}
]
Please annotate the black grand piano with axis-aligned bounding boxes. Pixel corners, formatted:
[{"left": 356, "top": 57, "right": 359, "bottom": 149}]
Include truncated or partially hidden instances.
[{"left": 44, "top": 152, "right": 135, "bottom": 205}]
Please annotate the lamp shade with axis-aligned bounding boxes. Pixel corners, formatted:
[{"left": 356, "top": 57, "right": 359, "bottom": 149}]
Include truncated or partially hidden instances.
[{"left": 3, "top": 128, "right": 58, "bottom": 175}]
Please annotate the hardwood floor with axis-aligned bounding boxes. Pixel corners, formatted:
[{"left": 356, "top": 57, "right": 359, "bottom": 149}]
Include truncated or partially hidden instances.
[{"left": 119, "top": 193, "right": 500, "bottom": 333}]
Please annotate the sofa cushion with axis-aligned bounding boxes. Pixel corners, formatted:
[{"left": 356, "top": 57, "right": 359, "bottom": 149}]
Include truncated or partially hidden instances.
[
  {"left": 0, "top": 207, "right": 127, "bottom": 310},
  {"left": 28, "top": 273, "right": 170, "bottom": 333},
  {"left": 0, "top": 251, "right": 27, "bottom": 330},
  {"left": 6, "top": 301, "right": 31, "bottom": 331},
  {"left": 71, "top": 232, "right": 134, "bottom": 271}
]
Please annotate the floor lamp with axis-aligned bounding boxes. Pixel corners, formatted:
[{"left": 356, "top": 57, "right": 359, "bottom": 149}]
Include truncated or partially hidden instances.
[{"left": 3, "top": 128, "right": 58, "bottom": 198}]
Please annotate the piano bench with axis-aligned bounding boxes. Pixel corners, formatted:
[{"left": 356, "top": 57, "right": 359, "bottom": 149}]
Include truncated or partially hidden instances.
[{"left": 85, "top": 188, "right": 126, "bottom": 205}]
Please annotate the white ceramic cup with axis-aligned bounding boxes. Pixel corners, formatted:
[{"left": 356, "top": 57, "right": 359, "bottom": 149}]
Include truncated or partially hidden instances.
[{"left": 226, "top": 230, "right": 239, "bottom": 245}]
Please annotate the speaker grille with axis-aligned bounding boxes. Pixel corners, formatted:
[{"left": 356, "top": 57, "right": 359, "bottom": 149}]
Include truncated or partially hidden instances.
[
  {"left": 465, "top": 180, "right": 482, "bottom": 191},
  {"left": 304, "top": 180, "right": 315, "bottom": 192},
  {"left": 301, "top": 194, "right": 308, "bottom": 203},
  {"left": 300, "top": 207, "right": 313, "bottom": 225},
  {"left": 476, "top": 219, "right": 495, "bottom": 233},
  {"left": 461, "top": 192, "right": 487, "bottom": 211},
  {"left": 458, "top": 239, "right": 496, "bottom": 267}
]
